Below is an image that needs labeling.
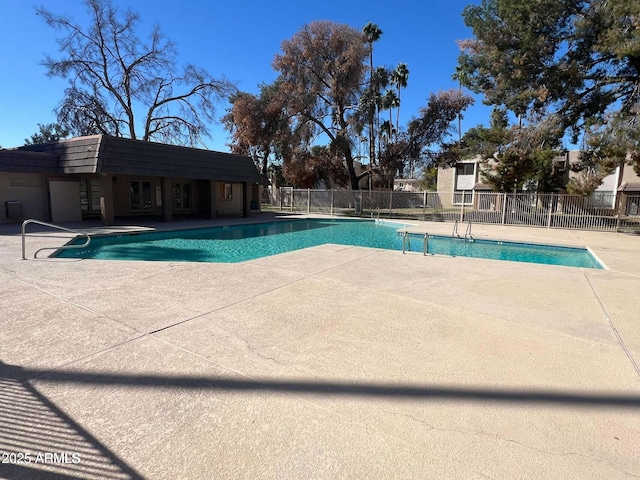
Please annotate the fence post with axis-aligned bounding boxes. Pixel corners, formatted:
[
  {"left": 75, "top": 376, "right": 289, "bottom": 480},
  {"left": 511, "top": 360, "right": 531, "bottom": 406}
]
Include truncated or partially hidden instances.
[
  {"left": 307, "top": 188, "right": 310, "bottom": 214},
  {"left": 459, "top": 195, "right": 464, "bottom": 222},
  {"left": 330, "top": 189, "right": 334, "bottom": 216},
  {"left": 423, "top": 191, "right": 427, "bottom": 221},
  {"left": 389, "top": 190, "right": 393, "bottom": 217},
  {"left": 547, "top": 193, "right": 553, "bottom": 228},
  {"left": 501, "top": 193, "right": 507, "bottom": 225},
  {"left": 279, "top": 187, "right": 283, "bottom": 211},
  {"left": 614, "top": 193, "right": 623, "bottom": 232},
  {"left": 291, "top": 189, "right": 294, "bottom": 212}
]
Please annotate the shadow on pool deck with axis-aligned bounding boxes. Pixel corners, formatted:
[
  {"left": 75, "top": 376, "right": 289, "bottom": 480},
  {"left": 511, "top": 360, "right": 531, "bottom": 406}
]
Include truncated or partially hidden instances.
[
  {"left": 2, "top": 361, "right": 639, "bottom": 478},
  {"left": 0, "top": 363, "right": 143, "bottom": 480},
  {"left": 3, "top": 363, "right": 639, "bottom": 410}
]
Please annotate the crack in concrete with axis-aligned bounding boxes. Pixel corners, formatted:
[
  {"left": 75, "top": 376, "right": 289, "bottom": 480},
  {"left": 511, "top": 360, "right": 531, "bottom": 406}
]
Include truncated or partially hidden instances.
[
  {"left": 146, "top": 249, "right": 383, "bottom": 335},
  {"left": 380, "top": 408, "right": 640, "bottom": 478},
  {"left": 584, "top": 273, "right": 640, "bottom": 379},
  {"left": 0, "top": 269, "right": 140, "bottom": 335},
  {"left": 149, "top": 336, "right": 496, "bottom": 479}
]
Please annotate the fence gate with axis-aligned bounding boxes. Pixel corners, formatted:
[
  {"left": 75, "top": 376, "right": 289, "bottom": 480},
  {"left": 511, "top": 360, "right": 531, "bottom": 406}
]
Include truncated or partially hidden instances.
[{"left": 280, "top": 187, "right": 293, "bottom": 211}]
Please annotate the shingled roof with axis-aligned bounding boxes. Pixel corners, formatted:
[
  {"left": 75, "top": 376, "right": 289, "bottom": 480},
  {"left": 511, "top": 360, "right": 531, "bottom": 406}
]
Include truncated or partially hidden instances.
[
  {"left": 0, "top": 149, "right": 61, "bottom": 173},
  {"left": 17, "top": 135, "right": 261, "bottom": 183},
  {"left": 618, "top": 182, "right": 640, "bottom": 193}
]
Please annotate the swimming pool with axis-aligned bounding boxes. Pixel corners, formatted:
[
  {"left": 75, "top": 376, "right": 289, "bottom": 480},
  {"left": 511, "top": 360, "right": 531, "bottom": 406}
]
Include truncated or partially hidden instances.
[{"left": 55, "top": 219, "right": 603, "bottom": 268}]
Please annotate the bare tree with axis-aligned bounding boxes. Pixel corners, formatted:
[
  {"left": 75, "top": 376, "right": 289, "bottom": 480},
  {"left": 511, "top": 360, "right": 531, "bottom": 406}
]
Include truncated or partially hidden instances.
[{"left": 38, "top": 0, "right": 235, "bottom": 146}]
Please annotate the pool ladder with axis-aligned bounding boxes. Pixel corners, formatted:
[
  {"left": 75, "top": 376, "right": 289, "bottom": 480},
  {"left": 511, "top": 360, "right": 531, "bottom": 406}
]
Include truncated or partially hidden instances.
[
  {"left": 21, "top": 219, "right": 91, "bottom": 259},
  {"left": 402, "top": 231, "right": 429, "bottom": 255},
  {"left": 452, "top": 220, "right": 473, "bottom": 242}
]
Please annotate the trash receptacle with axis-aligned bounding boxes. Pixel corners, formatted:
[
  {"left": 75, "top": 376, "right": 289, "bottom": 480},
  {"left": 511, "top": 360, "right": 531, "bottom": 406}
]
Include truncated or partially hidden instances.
[{"left": 5, "top": 201, "right": 23, "bottom": 220}]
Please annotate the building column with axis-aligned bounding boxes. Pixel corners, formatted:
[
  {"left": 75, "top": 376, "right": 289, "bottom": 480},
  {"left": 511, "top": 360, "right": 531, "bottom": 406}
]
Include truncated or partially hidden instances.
[
  {"left": 243, "top": 182, "right": 249, "bottom": 217},
  {"left": 208, "top": 180, "right": 218, "bottom": 219},
  {"left": 99, "top": 174, "right": 115, "bottom": 225},
  {"left": 161, "top": 177, "right": 173, "bottom": 222}
]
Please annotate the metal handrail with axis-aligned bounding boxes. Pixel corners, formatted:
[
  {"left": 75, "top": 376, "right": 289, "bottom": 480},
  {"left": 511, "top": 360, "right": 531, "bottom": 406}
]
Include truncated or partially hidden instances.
[
  {"left": 464, "top": 220, "right": 473, "bottom": 241},
  {"left": 402, "top": 231, "right": 410, "bottom": 253},
  {"left": 403, "top": 231, "right": 430, "bottom": 255},
  {"left": 452, "top": 220, "right": 459, "bottom": 238},
  {"left": 22, "top": 219, "right": 91, "bottom": 260}
]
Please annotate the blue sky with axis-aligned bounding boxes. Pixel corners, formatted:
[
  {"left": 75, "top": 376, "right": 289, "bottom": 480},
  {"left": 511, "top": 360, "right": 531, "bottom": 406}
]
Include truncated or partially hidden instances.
[{"left": 0, "top": 0, "right": 492, "bottom": 151}]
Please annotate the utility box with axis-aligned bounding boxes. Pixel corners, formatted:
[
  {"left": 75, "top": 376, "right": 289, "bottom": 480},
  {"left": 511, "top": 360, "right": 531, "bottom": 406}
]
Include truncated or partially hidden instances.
[{"left": 5, "top": 201, "right": 23, "bottom": 220}]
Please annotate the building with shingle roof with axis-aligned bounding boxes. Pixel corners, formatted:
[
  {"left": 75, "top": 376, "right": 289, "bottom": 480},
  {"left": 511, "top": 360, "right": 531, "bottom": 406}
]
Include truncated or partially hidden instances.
[{"left": 0, "top": 135, "right": 261, "bottom": 224}]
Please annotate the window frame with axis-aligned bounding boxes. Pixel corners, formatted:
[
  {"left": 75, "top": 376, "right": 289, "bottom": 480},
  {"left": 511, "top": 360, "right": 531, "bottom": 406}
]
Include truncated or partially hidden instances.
[
  {"left": 172, "top": 182, "right": 192, "bottom": 212},
  {"left": 130, "top": 180, "right": 153, "bottom": 212},
  {"left": 219, "top": 183, "right": 233, "bottom": 200}
]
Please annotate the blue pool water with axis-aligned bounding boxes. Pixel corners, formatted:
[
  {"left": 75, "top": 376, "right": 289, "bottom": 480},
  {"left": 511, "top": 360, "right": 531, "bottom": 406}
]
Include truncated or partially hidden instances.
[{"left": 55, "top": 219, "right": 603, "bottom": 268}]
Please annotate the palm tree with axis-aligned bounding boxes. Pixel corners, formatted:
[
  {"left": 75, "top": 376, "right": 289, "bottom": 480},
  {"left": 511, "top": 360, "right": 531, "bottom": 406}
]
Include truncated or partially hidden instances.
[
  {"left": 382, "top": 89, "right": 400, "bottom": 140},
  {"left": 373, "top": 66, "right": 390, "bottom": 155},
  {"left": 390, "top": 63, "right": 409, "bottom": 134},
  {"left": 379, "top": 120, "right": 395, "bottom": 147},
  {"left": 363, "top": 22, "right": 382, "bottom": 165},
  {"left": 452, "top": 67, "right": 464, "bottom": 147}
]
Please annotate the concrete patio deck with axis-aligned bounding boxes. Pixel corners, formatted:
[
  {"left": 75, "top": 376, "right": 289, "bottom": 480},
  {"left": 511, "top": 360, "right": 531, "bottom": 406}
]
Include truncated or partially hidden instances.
[{"left": 1, "top": 214, "right": 639, "bottom": 479}]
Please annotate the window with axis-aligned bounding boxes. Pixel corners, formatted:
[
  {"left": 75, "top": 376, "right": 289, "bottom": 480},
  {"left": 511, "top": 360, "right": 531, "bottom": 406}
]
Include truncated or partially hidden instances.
[
  {"left": 219, "top": 183, "right": 232, "bottom": 200},
  {"left": 454, "top": 162, "right": 476, "bottom": 195},
  {"left": 130, "top": 181, "right": 152, "bottom": 211},
  {"left": 80, "top": 179, "right": 88, "bottom": 211},
  {"left": 456, "top": 163, "right": 475, "bottom": 176},
  {"left": 79, "top": 178, "right": 102, "bottom": 213},
  {"left": 172, "top": 182, "right": 191, "bottom": 210}
]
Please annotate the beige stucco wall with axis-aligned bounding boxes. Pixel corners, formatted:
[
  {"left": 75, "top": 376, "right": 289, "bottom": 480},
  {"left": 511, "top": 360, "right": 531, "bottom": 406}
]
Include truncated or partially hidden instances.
[
  {"left": 0, "top": 172, "right": 50, "bottom": 223},
  {"left": 620, "top": 163, "right": 640, "bottom": 185},
  {"left": 565, "top": 151, "right": 640, "bottom": 190},
  {"left": 393, "top": 179, "right": 421, "bottom": 192},
  {"left": 216, "top": 183, "right": 244, "bottom": 216},
  {"left": 0, "top": 171, "right": 250, "bottom": 223},
  {"left": 436, "top": 168, "right": 455, "bottom": 207}
]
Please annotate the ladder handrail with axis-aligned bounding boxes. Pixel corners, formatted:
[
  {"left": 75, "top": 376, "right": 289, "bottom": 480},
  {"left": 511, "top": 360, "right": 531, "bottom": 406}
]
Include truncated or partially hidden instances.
[
  {"left": 22, "top": 219, "right": 91, "bottom": 260},
  {"left": 402, "top": 231, "right": 430, "bottom": 255},
  {"left": 464, "top": 219, "right": 473, "bottom": 241},
  {"left": 452, "top": 220, "right": 459, "bottom": 237},
  {"left": 402, "top": 231, "right": 410, "bottom": 253}
]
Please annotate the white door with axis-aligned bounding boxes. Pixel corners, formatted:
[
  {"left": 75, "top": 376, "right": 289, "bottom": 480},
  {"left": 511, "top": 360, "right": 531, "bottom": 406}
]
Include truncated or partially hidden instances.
[{"left": 49, "top": 180, "right": 82, "bottom": 222}]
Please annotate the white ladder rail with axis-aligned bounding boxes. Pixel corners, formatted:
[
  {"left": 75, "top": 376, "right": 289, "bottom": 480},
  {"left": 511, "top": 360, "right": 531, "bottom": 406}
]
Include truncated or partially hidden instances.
[
  {"left": 402, "top": 231, "right": 430, "bottom": 255},
  {"left": 22, "top": 219, "right": 91, "bottom": 259},
  {"left": 464, "top": 220, "right": 473, "bottom": 241}
]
